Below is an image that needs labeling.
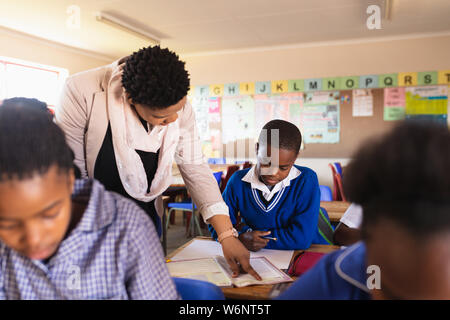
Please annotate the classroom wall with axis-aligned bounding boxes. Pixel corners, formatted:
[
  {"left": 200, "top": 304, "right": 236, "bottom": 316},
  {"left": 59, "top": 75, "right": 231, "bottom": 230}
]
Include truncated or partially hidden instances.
[
  {"left": 183, "top": 33, "right": 450, "bottom": 187},
  {"left": 0, "top": 27, "right": 112, "bottom": 75}
]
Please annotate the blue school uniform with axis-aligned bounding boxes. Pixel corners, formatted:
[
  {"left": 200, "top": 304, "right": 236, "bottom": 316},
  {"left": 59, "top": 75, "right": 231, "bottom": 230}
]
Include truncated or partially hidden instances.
[
  {"left": 277, "top": 242, "right": 371, "bottom": 300},
  {"left": 209, "top": 165, "right": 329, "bottom": 250}
]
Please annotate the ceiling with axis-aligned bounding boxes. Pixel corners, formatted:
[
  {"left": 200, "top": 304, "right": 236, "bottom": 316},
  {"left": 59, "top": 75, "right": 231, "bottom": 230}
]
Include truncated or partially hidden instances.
[{"left": 1, "top": 0, "right": 450, "bottom": 60}]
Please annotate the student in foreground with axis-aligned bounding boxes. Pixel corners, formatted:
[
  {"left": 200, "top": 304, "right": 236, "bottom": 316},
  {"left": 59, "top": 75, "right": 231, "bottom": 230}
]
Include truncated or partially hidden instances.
[
  {"left": 278, "top": 121, "right": 450, "bottom": 299},
  {"left": 210, "top": 120, "right": 333, "bottom": 251},
  {"left": 0, "top": 98, "right": 178, "bottom": 299}
]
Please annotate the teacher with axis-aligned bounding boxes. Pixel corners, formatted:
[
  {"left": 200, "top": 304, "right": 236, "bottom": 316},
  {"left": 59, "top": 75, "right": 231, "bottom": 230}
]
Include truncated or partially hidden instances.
[{"left": 56, "top": 45, "right": 259, "bottom": 279}]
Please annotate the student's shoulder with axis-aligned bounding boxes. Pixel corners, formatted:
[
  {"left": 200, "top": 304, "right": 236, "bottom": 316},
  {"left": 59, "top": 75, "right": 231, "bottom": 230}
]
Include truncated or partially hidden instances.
[
  {"left": 293, "top": 165, "right": 318, "bottom": 183},
  {"left": 233, "top": 168, "right": 251, "bottom": 179},
  {"left": 279, "top": 242, "right": 369, "bottom": 299}
]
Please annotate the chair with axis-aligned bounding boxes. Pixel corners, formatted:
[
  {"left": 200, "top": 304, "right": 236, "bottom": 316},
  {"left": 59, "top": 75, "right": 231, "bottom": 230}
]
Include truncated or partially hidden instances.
[
  {"left": 220, "top": 165, "right": 240, "bottom": 192},
  {"left": 163, "top": 171, "right": 223, "bottom": 254},
  {"left": 319, "top": 185, "right": 332, "bottom": 201},
  {"left": 334, "top": 173, "right": 347, "bottom": 202},
  {"left": 329, "top": 163, "right": 342, "bottom": 201},
  {"left": 173, "top": 277, "right": 225, "bottom": 300},
  {"left": 334, "top": 162, "right": 343, "bottom": 176}
]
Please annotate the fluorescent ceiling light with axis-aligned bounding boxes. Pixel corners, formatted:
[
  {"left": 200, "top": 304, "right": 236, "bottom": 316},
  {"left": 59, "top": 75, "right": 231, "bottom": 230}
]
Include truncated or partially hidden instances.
[
  {"left": 384, "top": 0, "right": 393, "bottom": 21},
  {"left": 95, "top": 12, "right": 160, "bottom": 45}
]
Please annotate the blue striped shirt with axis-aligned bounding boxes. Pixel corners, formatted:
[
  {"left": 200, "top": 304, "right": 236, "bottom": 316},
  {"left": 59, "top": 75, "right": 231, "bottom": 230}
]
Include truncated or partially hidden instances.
[{"left": 0, "top": 179, "right": 178, "bottom": 300}]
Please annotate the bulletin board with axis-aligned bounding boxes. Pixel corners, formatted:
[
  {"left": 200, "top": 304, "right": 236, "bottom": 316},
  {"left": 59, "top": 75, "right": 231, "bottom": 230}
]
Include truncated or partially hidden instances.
[
  {"left": 210, "top": 89, "right": 395, "bottom": 159},
  {"left": 191, "top": 70, "right": 450, "bottom": 160},
  {"left": 298, "top": 89, "right": 396, "bottom": 158}
]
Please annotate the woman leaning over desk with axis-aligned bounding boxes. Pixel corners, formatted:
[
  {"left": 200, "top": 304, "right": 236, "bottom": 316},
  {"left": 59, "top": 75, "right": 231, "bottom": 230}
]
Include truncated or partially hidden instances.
[{"left": 55, "top": 45, "right": 260, "bottom": 280}]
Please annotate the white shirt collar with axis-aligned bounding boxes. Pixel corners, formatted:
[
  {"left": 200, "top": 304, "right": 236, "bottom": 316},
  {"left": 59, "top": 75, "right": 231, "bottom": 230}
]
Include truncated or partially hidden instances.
[{"left": 241, "top": 165, "right": 301, "bottom": 201}]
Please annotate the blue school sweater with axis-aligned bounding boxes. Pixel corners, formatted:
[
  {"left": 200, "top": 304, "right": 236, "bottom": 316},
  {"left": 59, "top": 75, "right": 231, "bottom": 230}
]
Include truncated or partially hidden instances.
[
  {"left": 277, "top": 242, "right": 371, "bottom": 300},
  {"left": 209, "top": 165, "right": 324, "bottom": 250}
]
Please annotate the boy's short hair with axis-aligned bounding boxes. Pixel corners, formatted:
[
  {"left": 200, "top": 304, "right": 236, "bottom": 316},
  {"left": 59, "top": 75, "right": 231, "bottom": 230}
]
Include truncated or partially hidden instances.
[
  {"left": 258, "top": 120, "right": 302, "bottom": 154},
  {"left": 344, "top": 121, "right": 450, "bottom": 238},
  {"left": 0, "top": 97, "right": 73, "bottom": 181},
  {"left": 121, "top": 46, "right": 190, "bottom": 109}
]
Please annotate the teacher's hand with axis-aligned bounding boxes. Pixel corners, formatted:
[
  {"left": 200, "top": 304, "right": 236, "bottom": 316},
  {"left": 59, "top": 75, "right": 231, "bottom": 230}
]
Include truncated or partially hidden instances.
[{"left": 221, "top": 236, "right": 262, "bottom": 280}]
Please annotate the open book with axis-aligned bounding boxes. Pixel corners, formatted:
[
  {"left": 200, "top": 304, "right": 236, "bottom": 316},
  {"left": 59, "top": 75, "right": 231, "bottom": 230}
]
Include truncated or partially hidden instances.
[{"left": 166, "top": 255, "right": 292, "bottom": 288}]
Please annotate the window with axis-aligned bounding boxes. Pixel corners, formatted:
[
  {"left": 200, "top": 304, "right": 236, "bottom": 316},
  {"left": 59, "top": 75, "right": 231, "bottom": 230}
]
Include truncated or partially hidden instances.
[{"left": 0, "top": 56, "right": 69, "bottom": 113}]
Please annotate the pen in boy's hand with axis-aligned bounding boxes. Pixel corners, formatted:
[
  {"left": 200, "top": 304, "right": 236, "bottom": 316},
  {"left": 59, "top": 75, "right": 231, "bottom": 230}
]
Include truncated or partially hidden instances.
[{"left": 262, "top": 236, "right": 277, "bottom": 241}]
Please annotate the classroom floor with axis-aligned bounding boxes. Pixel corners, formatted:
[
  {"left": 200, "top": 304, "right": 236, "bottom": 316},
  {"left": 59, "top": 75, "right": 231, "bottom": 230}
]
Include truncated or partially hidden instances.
[{"left": 165, "top": 211, "right": 210, "bottom": 255}]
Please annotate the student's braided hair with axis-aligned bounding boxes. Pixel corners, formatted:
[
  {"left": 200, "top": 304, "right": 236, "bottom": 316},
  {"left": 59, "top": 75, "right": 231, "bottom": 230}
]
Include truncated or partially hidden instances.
[
  {"left": 344, "top": 121, "right": 450, "bottom": 237},
  {"left": 0, "top": 97, "right": 74, "bottom": 181},
  {"left": 121, "top": 46, "right": 190, "bottom": 109}
]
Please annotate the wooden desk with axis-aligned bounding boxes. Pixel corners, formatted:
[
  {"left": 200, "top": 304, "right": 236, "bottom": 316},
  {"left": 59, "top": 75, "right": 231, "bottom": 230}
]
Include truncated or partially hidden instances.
[
  {"left": 321, "top": 201, "right": 350, "bottom": 223},
  {"left": 166, "top": 237, "right": 340, "bottom": 300}
]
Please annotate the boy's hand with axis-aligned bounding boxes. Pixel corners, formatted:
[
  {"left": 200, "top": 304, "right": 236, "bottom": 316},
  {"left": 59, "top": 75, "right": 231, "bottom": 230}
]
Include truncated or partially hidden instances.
[{"left": 238, "top": 230, "right": 271, "bottom": 252}]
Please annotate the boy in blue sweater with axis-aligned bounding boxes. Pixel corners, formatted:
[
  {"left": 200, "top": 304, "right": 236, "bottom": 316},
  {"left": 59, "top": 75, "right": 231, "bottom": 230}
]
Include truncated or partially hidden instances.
[
  {"left": 210, "top": 120, "right": 332, "bottom": 251},
  {"left": 279, "top": 121, "right": 450, "bottom": 299}
]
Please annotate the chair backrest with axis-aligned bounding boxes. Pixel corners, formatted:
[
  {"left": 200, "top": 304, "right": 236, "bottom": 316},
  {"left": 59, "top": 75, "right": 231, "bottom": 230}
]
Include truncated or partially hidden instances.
[
  {"left": 319, "top": 185, "right": 332, "bottom": 201},
  {"left": 334, "top": 173, "right": 347, "bottom": 202},
  {"left": 220, "top": 165, "right": 240, "bottom": 192},
  {"left": 173, "top": 277, "right": 225, "bottom": 300},
  {"left": 328, "top": 163, "right": 341, "bottom": 201},
  {"left": 213, "top": 171, "right": 223, "bottom": 186},
  {"left": 328, "top": 163, "right": 337, "bottom": 176},
  {"left": 334, "top": 162, "right": 343, "bottom": 176}
]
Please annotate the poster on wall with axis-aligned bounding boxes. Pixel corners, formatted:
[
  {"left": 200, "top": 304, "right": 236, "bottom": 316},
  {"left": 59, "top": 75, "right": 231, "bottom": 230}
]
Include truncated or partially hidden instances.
[
  {"left": 191, "top": 95, "right": 211, "bottom": 142},
  {"left": 301, "top": 91, "right": 340, "bottom": 144},
  {"left": 207, "top": 97, "right": 222, "bottom": 158},
  {"left": 221, "top": 95, "right": 255, "bottom": 144},
  {"left": 352, "top": 89, "right": 373, "bottom": 117},
  {"left": 405, "top": 86, "right": 448, "bottom": 124},
  {"left": 253, "top": 92, "right": 303, "bottom": 140},
  {"left": 383, "top": 87, "right": 406, "bottom": 121},
  {"left": 191, "top": 96, "right": 224, "bottom": 158}
]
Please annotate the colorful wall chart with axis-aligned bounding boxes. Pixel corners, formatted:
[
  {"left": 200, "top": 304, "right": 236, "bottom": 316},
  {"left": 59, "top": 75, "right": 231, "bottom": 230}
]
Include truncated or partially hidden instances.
[
  {"left": 301, "top": 91, "right": 340, "bottom": 144},
  {"left": 383, "top": 87, "right": 406, "bottom": 121},
  {"left": 405, "top": 86, "right": 448, "bottom": 124},
  {"left": 253, "top": 93, "right": 303, "bottom": 140}
]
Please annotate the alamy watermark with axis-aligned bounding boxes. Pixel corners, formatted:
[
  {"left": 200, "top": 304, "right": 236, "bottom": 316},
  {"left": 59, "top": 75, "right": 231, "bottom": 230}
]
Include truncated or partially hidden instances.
[
  {"left": 366, "top": 4, "right": 382, "bottom": 30},
  {"left": 66, "top": 5, "right": 81, "bottom": 29}
]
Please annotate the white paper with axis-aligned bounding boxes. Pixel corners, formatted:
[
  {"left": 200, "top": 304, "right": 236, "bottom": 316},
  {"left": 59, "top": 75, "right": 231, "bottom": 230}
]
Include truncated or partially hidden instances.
[
  {"left": 170, "top": 238, "right": 294, "bottom": 269},
  {"left": 167, "top": 257, "right": 232, "bottom": 287},
  {"left": 352, "top": 89, "right": 373, "bottom": 117}
]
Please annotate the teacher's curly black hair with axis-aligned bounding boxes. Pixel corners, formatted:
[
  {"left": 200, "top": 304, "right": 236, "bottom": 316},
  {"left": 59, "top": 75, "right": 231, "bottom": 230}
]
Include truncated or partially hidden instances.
[{"left": 121, "top": 46, "right": 190, "bottom": 109}]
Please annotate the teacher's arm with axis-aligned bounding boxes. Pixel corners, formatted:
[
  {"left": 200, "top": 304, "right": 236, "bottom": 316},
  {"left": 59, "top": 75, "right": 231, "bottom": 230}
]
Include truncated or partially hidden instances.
[
  {"left": 175, "top": 101, "right": 261, "bottom": 280},
  {"left": 55, "top": 77, "right": 89, "bottom": 178}
]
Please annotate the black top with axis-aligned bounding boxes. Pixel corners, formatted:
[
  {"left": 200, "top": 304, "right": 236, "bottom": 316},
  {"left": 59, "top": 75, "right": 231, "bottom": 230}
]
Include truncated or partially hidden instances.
[
  {"left": 93, "top": 116, "right": 161, "bottom": 234},
  {"left": 256, "top": 189, "right": 272, "bottom": 207}
]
